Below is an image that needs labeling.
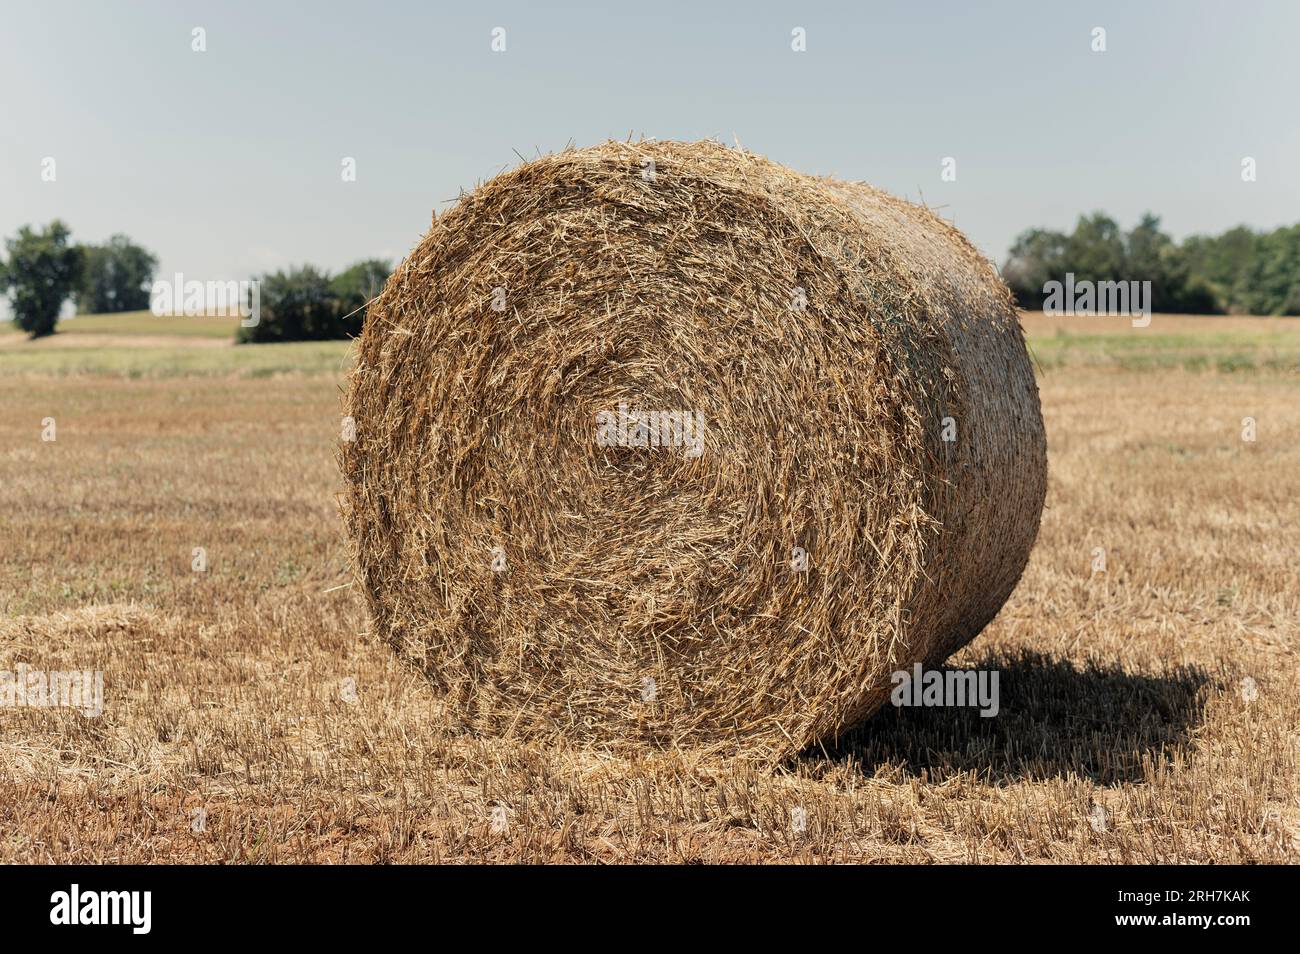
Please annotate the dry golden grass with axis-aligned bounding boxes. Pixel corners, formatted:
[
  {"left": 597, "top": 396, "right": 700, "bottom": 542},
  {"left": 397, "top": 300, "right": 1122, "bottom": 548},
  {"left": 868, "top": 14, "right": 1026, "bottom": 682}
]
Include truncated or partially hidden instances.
[{"left": 0, "top": 314, "right": 1296, "bottom": 863}]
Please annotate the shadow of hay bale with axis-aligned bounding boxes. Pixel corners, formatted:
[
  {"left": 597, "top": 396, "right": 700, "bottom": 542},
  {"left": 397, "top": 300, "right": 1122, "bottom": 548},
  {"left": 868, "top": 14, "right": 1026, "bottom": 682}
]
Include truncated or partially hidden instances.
[{"left": 803, "top": 650, "right": 1212, "bottom": 786}]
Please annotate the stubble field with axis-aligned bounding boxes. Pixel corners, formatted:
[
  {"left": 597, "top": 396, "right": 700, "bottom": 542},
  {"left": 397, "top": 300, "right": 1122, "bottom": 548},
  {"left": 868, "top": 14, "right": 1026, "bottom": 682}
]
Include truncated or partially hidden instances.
[{"left": 1, "top": 312, "right": 1297, "bottom": 863}]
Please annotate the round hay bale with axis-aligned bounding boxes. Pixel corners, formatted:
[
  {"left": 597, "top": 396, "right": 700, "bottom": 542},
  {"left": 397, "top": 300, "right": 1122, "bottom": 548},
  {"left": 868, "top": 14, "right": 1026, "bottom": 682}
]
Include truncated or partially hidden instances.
[{"left": 341, "top": 140, "right": 1046, "bottom": 761}]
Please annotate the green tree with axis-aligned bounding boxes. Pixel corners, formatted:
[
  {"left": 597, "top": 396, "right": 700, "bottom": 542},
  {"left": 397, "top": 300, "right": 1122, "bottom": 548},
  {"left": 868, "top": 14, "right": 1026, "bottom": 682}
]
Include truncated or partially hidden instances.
[
  {"left": 1121, "top": 214, "right": 1216, "bottom": 313},
  {"left": 1, "top": 221, "right": 82, "bottom": 338},
  {"left": 1002, "top": 227, "right": 1068, "bottom": 308},
  {"left": 237, "top": 265, "right": 339, "bottom": 343},
  {"left": 329, "top": 259, "right": 391, "bottom": 337},
  {"left": 1181, "top": 227, "right": 1257, "bottom": 312},
  {"left": 1065, "top": 212, "right": 1127, "bottom": 282},
  {"left": 238, "top": 260, "right": 391, "bottom": 343},
  {"left": 1246, "top": 224, "right": 1300, "bottom": 315},
  {"left": 74, "top": 234, "right": 159, "bottom": 313}
]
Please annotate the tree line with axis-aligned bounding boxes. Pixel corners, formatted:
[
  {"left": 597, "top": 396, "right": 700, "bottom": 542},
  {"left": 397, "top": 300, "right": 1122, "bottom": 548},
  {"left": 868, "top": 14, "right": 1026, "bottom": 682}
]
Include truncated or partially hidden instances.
[
  {"left": 1003, "top": 213, "right": 1300, "bottom": 315},
  {"left": 0, "top": 221, "right": 159, "bottom": 337},
  {"left": 5, "top": 213, "right": 1300, "bottom": 340},
  {"left": 0, "top": 221, "right": 390, "bottom": 341}
]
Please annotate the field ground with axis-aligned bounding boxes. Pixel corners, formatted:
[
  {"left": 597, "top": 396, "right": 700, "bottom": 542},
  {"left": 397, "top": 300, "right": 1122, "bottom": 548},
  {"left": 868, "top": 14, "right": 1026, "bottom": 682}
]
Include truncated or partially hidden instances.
[
  {"left": 0, "top": 310, "right": 241, "bottom": 338},
  {"left": 0, "top": 312, "right": 1296, "bottom": 862}
]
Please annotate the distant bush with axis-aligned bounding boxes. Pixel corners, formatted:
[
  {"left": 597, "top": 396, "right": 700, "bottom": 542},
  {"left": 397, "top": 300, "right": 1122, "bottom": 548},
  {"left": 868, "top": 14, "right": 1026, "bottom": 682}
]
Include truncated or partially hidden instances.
[
  {"left": 237, "top": 259, "right": 390, "bottom": 343},
  {"left": 74, "top": 234, "right": 158, "bottom": 314}
]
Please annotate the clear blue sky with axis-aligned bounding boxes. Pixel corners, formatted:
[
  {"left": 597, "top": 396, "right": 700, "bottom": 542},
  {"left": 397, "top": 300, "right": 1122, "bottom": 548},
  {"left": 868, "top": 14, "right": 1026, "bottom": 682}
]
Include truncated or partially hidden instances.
[{"left": 2, "top": 0, "right": 1297, "bottom": 298}]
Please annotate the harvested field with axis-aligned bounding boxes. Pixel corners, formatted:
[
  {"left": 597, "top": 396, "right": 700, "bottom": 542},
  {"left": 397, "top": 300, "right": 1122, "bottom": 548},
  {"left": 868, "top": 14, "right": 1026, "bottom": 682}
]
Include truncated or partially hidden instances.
[{"left": 0, "top": 314, "right": 1295, "bottom": 863}]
